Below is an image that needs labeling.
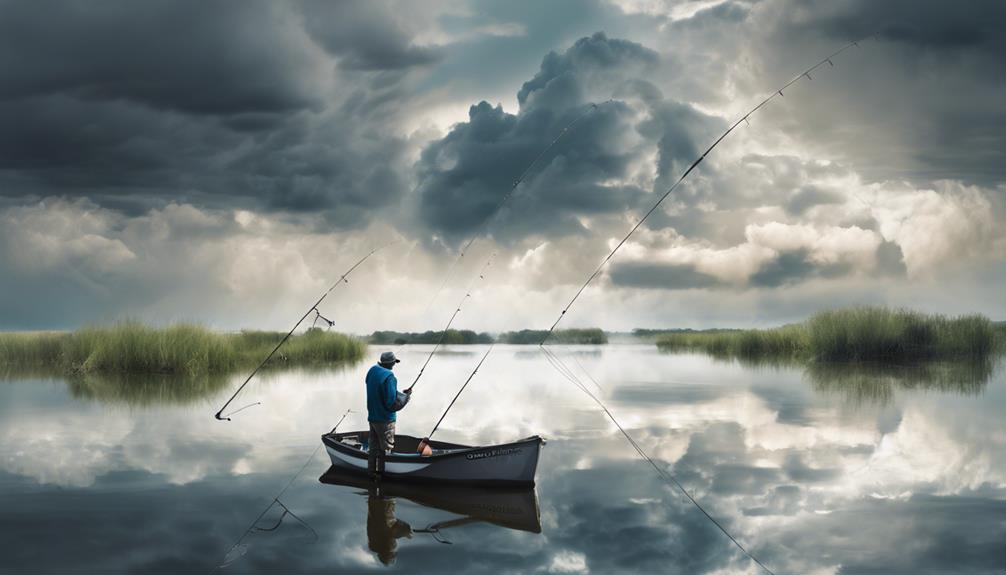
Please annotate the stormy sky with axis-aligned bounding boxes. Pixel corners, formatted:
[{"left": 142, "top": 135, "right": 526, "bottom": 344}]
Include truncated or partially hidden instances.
[{"left": 1, "top": 0, "right": 1004, "bottom": 332}]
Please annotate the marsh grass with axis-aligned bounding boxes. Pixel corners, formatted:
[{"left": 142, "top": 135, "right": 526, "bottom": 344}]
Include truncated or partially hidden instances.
[
  {"left": 657, "top": 324, "right": 809, "bottom": 361},
  {"left": 0, "top": 322, "right": 366, "bottom": 376},
  {"left": 656, "top": 307, "right": 998, "bottom": 363}
]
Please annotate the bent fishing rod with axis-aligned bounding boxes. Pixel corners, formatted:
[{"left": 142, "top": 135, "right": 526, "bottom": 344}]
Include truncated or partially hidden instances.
[
  {"left": 214, "top": 243, "right": 396, "bottom": 421},
  {"left": 538, "top": 34, "right": 877, "bottom": 346},
  {"left": 532, "top": 34, "right": 880, "bottom": 575}
]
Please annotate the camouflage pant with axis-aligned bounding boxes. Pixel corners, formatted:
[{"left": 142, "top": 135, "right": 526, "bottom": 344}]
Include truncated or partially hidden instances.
[{"left": 368, "top": 421, "right": 396, "bottom": 475}]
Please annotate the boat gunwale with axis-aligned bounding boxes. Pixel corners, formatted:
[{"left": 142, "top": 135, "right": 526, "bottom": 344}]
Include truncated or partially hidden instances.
[{"left": 321, "top": 431, "right": 543, "bottom": 464}]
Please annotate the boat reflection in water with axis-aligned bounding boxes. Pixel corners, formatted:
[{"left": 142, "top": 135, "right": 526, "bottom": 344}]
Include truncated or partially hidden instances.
[{"left": 319, "top": 466, "right": 541, "bottom": 565}]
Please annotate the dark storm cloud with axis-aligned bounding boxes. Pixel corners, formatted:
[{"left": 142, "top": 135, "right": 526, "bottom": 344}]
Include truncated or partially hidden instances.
[
  {"left": 608, "top": 261, "right": 726, "bottom": 290},
  {"left": 785, "top": 185, "right": 844, "bottom": 215},
  {"left": 749, "top": 249, "right": 851, "bottom": 287},
  {"left": 875, "top": 239, "right": 908, "bottom": 277},
  {"left": 414, "top": 32, "right": 723, "bottom": 245},
  {"left": 0, "top": 0, "right": 413, "bottom": 226},
  {"left": 743, "top": 0, "right": 1006, "bottom": 185},
  {"left": 742, "top": 484, "right": 802, "bottom": 516},
  {"left": 609, "top": 249, "right": 861, "bottom": 291},
  {"left": 0, "top": 0, "right": 320, "bottom": 115},
  {"left": 298, "top": 0, "right": 441, "bottom": 70}
]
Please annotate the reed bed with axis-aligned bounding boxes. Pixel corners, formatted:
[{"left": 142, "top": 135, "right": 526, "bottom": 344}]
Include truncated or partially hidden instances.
[
  {"left": 656, "top": 307, "right": 998, "bottom": 362},
  {"left": 0, "top": 322, "right": 366, "bottom": 376}
]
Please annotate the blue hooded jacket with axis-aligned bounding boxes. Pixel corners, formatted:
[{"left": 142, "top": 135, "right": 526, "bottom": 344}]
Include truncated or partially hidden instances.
[{"left": 366, "top": 364, "right": 402, "bottom": 422}]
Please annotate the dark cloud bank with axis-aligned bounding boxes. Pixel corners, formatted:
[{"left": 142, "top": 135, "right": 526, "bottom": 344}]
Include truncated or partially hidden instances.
[
  {"left": 413, "top": 31, "right": 724, "bottom": 247},
  {"left": 0, "top": 0, "right": 424, "bottom": 225},
  {"left": 0, "top": 0, "right": 1003, "bottom": 329}
]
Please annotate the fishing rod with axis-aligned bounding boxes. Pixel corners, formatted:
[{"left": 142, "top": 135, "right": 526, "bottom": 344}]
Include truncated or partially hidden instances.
[
  {"left": 532, "top": 35, "right": 881, "bottom": 574},
  {"left": 537, "top": 34, "right": 877, "bottom": 346},
  {"left": 214, "top": 243, "right": 396, "bottom": 421},
  {"left": 405, "top": 252, "right": 497, "bottom": 392},
  {"left": 420, "top": 101, "right": 609, "bottom": 315},
  {"left": 427, "top": 343, "right": 495, "bottom": 438}
]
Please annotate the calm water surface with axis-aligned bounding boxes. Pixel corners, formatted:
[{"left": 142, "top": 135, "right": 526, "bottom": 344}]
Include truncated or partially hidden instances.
[{"left": 2, "top": 345, "right": 1004, "bottom": 574}]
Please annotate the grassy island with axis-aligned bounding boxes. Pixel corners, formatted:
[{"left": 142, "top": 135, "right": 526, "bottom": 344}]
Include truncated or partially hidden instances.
[
  {"left": 0, "top": 322, "right": 366, "bottom": 376},
  {"left": 656, "top": 307, "right": 1000, "bottom": 363}
]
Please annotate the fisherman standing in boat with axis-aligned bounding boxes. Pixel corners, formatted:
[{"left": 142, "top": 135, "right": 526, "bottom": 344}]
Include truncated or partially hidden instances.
[{"left": 366, "top": 351, "right": 411, "bottom": 480}]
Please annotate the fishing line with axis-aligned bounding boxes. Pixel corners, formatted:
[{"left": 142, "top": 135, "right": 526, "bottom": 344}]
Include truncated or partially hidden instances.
[
  {"left": 405, "top": 252, "right": 497, "bottom": 392},
  {"left": 532, "top": 38, "right": 880, "bottom": 569},
  {"left": 539, "top": 346, "right": 777, "bottom": 575},
  {"left": 570, "top": 353, "right": 603, "bottom": 392},
  {"left": 213, "top": 242, "right": 397, "bottom": 421},
  {"left": 208, "top": 409, "right": 353, "bottom": 574},
  {"left": 428, "top": 343, "right": 495, "bottom": 437},
  {"left": 538, "top": 34, "right": 877, "bottom": 346},
  {"left": 420, "top": 101, "right": 610, "bottom": 317}
]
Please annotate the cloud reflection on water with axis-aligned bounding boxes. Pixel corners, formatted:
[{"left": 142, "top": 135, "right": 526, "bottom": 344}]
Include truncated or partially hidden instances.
[{"left": 0, "top": 346, "right": 1004, "bottom": 573}]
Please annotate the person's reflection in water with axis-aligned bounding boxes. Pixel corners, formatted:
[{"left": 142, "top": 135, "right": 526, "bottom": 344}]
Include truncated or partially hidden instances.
[{"left": 367, "top": 485, "right": 413, "bottom": 565}]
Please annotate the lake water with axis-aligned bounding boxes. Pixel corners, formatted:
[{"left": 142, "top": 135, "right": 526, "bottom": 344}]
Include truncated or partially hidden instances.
[{"left": 2, "top": 344, "right": 1004, "bottom": 574}]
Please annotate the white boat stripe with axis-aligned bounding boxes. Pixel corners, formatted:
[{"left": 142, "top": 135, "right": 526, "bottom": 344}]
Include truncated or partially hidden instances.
[{"left": 327, "top": 446, "right": 431, "bottom": 474}]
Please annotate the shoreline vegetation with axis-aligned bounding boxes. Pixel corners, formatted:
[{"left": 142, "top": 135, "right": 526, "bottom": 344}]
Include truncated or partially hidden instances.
[
  {"left": 0, "top": 322, "right": 366, "bottom": 377},
  {"left": 655, "top": 307, "right": 1004, "bottom": 363},
  {"left": 366, "top": 328, "right": 608, "bottom": 345},
  {"left": 369, "top": 329, "right": 494, "bottom": 345},
  {"left": 1, "top": 310, "right": 999, "bottom": 378},
  {"left": 0, "top": 323, "right": 610, "bottom": 377}
]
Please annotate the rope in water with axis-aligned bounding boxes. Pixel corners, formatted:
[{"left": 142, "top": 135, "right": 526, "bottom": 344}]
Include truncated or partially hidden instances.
[
  {"left": 539, "top": 346, "right": 777, "bottom": 575},
  {"left": 538, "top": 34, "right": 877, "bottom": 346},
  {"left": 213, "top": 242, "right": 396, "bottom": 420}
]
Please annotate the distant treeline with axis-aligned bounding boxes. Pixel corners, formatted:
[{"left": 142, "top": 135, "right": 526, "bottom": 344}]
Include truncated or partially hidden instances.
[
  {"left": 632, "top": 328, "right": 741, "bottom": 340},
  {"left": 0, "top": 322, "right": 366, "bottom": 377},
  {"left": 369, "top": 330, "right": 494, "bottom": 345},
  {"left": 498, "top": 328, "right": 608, "bottom": 344},
  {"left": 367, "top": 327, "right": 608, "bottom": 345},
  {"left": 656, "top": 307, "right": 1001, "bottom": 363}
]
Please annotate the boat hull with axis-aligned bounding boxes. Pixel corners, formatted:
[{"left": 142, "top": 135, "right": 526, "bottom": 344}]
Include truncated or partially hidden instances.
[{"left": 321, "top": 431, "right": 544, "bottom": 487}]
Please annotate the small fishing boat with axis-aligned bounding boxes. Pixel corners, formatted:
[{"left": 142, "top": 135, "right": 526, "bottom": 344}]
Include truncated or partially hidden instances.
[
  {"left": 321, "top": 431, "right": 544, "bottom": 486},
  {"left": 319, "top": 466, "right": 542, "bottom": 533}
]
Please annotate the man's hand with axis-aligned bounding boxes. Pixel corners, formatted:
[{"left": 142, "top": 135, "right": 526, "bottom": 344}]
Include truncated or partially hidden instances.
[{"left": 404, "top": 388, "right": 412, "bottom": 395}]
